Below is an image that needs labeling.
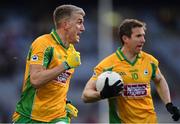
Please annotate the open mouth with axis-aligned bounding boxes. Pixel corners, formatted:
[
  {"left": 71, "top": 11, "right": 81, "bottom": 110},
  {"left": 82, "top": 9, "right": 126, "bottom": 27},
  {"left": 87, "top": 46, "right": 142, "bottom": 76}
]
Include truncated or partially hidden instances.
[
  {"left": 77, "top": 34, "right": 80, "bottom": 38},
  {"left": 77, "top": 33, "right": 80, "bottom": 37},
  {"left": 137, "top": 44, "right": 142, "bottom": 47},
  {"left": 137, "top": 44, "right": 143, "bottom": 50},
  {"left": 76, "top": 34, "right": 80, "bottom": 41},
  {"left": 77, "top": 32, "right": 81, "bottom": 38}
]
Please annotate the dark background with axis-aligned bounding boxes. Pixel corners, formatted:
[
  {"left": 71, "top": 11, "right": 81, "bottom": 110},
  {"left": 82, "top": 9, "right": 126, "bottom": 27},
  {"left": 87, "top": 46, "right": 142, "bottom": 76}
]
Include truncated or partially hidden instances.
[{"left": 0, "top": 0, "right": 180, "bottom": 123}]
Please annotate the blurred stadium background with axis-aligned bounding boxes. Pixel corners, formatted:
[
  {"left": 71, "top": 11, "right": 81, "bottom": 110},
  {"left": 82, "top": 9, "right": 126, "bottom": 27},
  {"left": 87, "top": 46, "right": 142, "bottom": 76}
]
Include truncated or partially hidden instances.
[{"left": 0, "top": 0, "right": 180, "bottom": 123}]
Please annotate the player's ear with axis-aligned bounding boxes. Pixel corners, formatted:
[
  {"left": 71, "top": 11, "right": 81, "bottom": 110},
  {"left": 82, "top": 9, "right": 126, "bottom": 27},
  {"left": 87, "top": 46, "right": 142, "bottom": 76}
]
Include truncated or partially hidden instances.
[
  {"left": 58, "top": 19, "right": 70, "bottom": 30},
  {"left": 63, "top": 20, "right": 71, "bottom": 30},
  {"left": 122, "top": 35, "right": 129, "bottom": 43}
]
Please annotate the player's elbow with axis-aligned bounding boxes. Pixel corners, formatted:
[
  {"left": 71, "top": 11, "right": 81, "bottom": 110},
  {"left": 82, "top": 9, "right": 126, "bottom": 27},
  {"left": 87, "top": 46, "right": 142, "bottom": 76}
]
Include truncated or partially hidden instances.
[
  {"left": 30, "top": 76, "right": 42, "bottom": 89},
  {"left": 81, "top": 92, "right": 91, "bottom": 103},
  {"left": 81, "top": 93, "right": 88, "bottom": 103},
  {"left": 81, "top": 91, "right": 100, "bottom": 103}
]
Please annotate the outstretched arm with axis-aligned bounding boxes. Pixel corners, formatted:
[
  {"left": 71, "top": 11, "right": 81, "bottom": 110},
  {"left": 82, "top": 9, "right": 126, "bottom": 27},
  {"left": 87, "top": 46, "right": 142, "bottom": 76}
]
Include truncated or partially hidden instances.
[
  {"left": 153, "top": 68, "right": 171, "bottom": 104},
  {"left": 153, "top": 68, "right": 180, "bottom": 121}
]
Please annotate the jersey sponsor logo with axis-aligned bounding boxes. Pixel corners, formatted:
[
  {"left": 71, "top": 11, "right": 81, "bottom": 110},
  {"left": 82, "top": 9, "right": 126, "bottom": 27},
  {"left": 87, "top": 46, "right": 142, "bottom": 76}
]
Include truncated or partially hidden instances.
[
  {"left": 31, "top": 55, "right": 38, "bottom": 61},
  {"left": 123, "top": 84, "right": 147, "bottom": 97},
  {"left": 55, "top": 71, "right": 71, "bottom": 83}
]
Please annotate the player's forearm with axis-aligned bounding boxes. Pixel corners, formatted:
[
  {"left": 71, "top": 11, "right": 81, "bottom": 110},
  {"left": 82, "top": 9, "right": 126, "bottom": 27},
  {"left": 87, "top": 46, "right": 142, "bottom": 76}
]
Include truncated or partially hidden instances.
[
  {"left": 30, "top": 64, "right": 66, "bottom": 88},
  {"left": 155, "top": 76, "right": 171, "bottom": 104},
  {"left": 81, "top": 89, "right": 101, "bottom": 103}
]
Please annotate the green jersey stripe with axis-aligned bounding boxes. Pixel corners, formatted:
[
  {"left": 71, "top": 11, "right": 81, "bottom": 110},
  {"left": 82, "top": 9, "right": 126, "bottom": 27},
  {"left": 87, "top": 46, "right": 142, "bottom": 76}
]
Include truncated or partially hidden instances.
[
  {"left": 43, "top": 46, "right": 54, "bottom": 68},
  {"left": 16, "top": 75, "right": 36, "bottom": 117},
  {"left": 151, "top": 63, "right": 157, "bottom": 79},
  {"left": 108, "top": 98, "right": 121, "bottom": 123}
]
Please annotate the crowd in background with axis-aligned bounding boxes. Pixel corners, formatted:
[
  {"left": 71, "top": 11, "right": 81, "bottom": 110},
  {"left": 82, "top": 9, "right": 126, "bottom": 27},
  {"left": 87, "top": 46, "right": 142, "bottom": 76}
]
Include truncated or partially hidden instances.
[{"left": 0, "top": 0, "right": 180, "bottom": 123}]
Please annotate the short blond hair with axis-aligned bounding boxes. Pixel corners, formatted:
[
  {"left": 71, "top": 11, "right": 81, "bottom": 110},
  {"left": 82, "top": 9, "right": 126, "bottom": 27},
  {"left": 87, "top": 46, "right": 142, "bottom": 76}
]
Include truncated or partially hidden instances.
[{"left": 53, "top": 5, "right": 85, "bottom": 28}]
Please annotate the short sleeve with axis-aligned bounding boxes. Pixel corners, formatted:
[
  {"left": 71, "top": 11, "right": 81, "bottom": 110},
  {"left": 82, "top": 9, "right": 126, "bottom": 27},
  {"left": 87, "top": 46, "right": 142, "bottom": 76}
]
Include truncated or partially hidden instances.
[
  {"left": 150, "top": 55, "right": 159, "bottom": 79},
  {"left": 90, "top": 65, "right": 104, "bottom": 81},
  {"left": 29, "top": 37, "right": 53, "bottom": 68},
  {"left": 90, "top": 58, "right": 114, "bottom": 81}
]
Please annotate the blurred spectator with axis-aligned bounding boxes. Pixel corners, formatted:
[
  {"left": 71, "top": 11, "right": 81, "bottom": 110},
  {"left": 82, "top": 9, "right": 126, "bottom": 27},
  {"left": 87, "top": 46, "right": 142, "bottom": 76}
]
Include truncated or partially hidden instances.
[{"left": 0, "top": 30, "right": 19, "bottom": 78}]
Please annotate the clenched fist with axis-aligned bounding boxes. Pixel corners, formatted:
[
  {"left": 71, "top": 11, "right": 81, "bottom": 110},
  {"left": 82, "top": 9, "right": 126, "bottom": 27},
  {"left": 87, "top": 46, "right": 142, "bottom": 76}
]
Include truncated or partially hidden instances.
[{"left": 63, "top": 44, "right": 81, "bottom": 70}]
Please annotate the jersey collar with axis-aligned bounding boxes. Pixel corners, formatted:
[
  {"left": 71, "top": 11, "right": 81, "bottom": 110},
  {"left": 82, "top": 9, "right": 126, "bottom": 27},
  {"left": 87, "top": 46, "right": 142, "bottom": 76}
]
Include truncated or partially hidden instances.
[
  {"left": 51, "top": 29, "right": 68, "bottom": 49},
  {"left": 116, "top": 47, "right": 141, "bottom": 66}
]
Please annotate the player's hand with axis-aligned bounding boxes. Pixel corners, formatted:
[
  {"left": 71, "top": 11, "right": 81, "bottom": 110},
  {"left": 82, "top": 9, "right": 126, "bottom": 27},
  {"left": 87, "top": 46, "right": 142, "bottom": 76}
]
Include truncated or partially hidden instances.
[
  {"left": 100, "top": 77, "right": 123, "bottom": 99},
  {"left": 63, "top": 44, "right": 81, "bottom": 70},
  {"left": 66, "top": 101, "right": 78, "bottom": 118},
  {"left": 166, "top": 102, "right": 180, "bottom": 121}
]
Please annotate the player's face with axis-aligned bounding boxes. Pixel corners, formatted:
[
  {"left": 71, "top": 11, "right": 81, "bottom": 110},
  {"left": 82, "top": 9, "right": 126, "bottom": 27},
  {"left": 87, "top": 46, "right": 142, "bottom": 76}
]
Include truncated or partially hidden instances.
[
  {"left": 128, "top": 27, "right": 145, "bottom": 54},
  {"left": 66, "top": 13, "right": 85, "bottom": 44}
]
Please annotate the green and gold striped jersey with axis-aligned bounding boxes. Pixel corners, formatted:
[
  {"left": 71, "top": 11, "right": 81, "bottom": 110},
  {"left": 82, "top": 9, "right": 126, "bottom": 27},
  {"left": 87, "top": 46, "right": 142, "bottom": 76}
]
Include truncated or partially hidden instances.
[
  {"left": 91, "top": 47, "right": 159, "bottom": 123},
  {"left": 13, "top": 29, "right": 75, "bottom": 122}
]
